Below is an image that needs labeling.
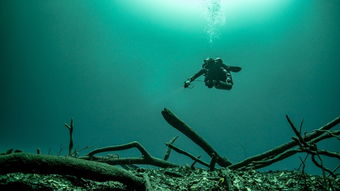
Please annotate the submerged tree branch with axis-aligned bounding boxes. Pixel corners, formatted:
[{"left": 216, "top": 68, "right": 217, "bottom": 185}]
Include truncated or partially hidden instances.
[
  {"left": 310, "top": 130, "right": 340, "bottom": 143},
  {"left": 164, "top": 136, "right": 179, "bottom": 161},
  {"left": 243, "top": 149, "right": 301, "bottom": 170},
  {"left": 64, "top": 119, "right": 74, "bottom": 156},
  {"left": 288, "top": 115, "right": 338, "bottom": 178},
  {"left": 161, "top": 108, "right": 232, "bottom": 167},
  {"left": 165, "top": 143, "right": 210, "bottom": 167},
  {"left": 230, "top": 116, "right": 340, "bottom": 170},
  {"left": 82, "top": 141, "right": 178, "bottom": 168},
  {"left": 87, "top": 141, "right": 151, "bottom": 158}
]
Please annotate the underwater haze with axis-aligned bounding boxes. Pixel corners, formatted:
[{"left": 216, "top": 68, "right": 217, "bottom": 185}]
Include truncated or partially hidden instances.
[{"left": 1, "top": 0, "right": 339, "bottom": 174}]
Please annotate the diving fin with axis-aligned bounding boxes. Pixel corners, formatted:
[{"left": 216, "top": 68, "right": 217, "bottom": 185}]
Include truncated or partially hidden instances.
[{"left": 228, "top": 66, "right": 242, "bottom": 72}]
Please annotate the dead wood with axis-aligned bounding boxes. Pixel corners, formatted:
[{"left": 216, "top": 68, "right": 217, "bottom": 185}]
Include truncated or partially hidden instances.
[
  {"left": 164, "top": 136, "right": 179, "bottom": 160},
  {"left": 0, "top": 152, "right": 145, "bottom": 190},
  {"left": 209, "top": 152, "right": 217, "bottom": 171},
  {"left": 161, "top": 108, "right": 232, "bottom": 167},
  {"left": 286, "top": 115, "right": 338, "bottom": 178},
  {"left": 191, "top": 155, "right": 201, "bottom": 169},
  {"left": 143, "top": 173, "right": 154, "bottom": 191},
  {"left": 64, "top": 119, "right": 74, "bottom": 156},
  {"left": 286, "top": 115, "right": 308, "bottom": 147},
  {"left": 310, "top": 130, "right": 340, "bottom": 143},
  {"left": 82, "top": 141, "right": 178, "bottom": 168},
  {"left": 317, "top": 150, "right": 340, "bottom": 159},
  {"left": 230, "top": 116, "right": 340, "bottom": 170},
  {"left": 165, "top": 143, "right": 210, "bottom": 167}
]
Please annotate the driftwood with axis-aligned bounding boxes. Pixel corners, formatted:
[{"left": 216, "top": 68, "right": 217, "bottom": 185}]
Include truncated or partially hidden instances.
[
  {"left": 81, "top": 141, "right": 178, "bottom": 168},
  {"left": 229, "top": 115, "right": 340, "bottom": 170},
  {"left": 0, "top": 152, "right": 145, "bottom": 190},
  {"left": 161, "top": 108, "right": 232, "bottom": 167}
]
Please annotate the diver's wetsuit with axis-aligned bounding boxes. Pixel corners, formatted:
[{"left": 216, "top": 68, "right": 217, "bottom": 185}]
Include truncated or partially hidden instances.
[{"left": 188, "top": 61, "right": 233, "bottom": 90}]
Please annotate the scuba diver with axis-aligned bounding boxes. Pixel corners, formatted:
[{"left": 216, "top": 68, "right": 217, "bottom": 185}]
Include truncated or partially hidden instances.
[{"left": 184, "top": 57, "right": 242, "bottom": 90}]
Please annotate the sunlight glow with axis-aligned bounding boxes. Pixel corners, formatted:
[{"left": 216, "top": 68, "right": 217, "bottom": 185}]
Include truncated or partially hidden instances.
[
  {"left": 118, "top": 0, "right": 291, "bottom": 23},
  {"left": 117, "top": 0, "right": 292, "bottom": 42}
]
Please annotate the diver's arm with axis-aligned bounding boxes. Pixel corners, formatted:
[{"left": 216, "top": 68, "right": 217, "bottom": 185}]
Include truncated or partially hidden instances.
[
  {"left": 189, "top": 69, "right": 205, "bottom": 82},
  {"left": 184, "top": 69, "right": 205, "bottom": 88}
]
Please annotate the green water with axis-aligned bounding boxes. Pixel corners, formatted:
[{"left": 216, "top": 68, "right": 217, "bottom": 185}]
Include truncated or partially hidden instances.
[{"left": 1, "top": 0, "right": 339, "bottom": 174}]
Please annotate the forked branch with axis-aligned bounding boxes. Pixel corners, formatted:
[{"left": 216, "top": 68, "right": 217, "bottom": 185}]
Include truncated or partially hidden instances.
[{"left": 81, "top": 141, "right": 178, "bottom": 168}]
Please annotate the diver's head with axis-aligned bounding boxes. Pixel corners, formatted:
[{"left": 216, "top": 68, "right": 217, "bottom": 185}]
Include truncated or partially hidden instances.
[
  {"left": 215, "top": 57, "right": 223, "bottom": 64},
  {"left": 204, "top": 57, "right": 214, "bottom": 64},
  {"left": 203, "top": 57, "right": 214, "bottom": 68}
]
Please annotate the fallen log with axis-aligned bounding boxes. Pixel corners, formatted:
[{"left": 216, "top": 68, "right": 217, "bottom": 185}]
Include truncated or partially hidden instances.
[{"left": 0, "top": 152, "right": 145, "bottom": 190}]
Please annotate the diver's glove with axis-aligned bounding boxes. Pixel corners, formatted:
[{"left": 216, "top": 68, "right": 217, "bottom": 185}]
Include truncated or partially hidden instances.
[{"left": 184, "top": 80, "right": 191, "bottom": 88}]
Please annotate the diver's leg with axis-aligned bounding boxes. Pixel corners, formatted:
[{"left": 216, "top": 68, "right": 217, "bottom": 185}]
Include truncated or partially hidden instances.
[
  {"left": 226, "top": 72, "right": 233, "bottom": 84},
  {"left": 205, "top": 79, "right": 214, "bottom": 88},
  {"left": 214, "top": 70, "right": 233, "bottom": 90},
  {"left": 215, "top": 81, "right": 232, "bottom": 90}
]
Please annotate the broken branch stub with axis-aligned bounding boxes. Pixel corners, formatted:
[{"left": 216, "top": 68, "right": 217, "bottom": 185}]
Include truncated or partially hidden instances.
[
  {"left": 64, "top": 118, "right": 74, "bottom": 156},
  {"left": 164, "top": 136, "right": 179, "bottom": 161}
]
